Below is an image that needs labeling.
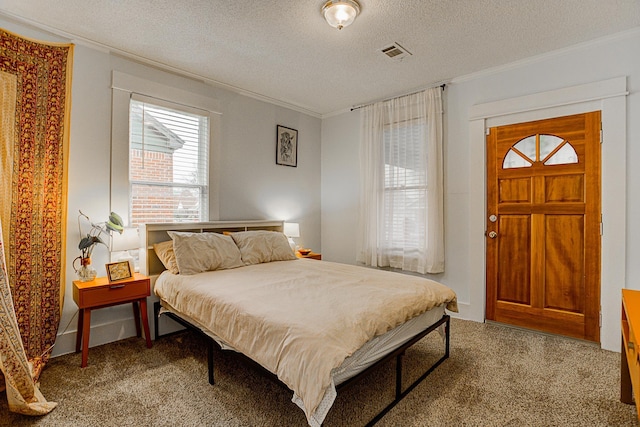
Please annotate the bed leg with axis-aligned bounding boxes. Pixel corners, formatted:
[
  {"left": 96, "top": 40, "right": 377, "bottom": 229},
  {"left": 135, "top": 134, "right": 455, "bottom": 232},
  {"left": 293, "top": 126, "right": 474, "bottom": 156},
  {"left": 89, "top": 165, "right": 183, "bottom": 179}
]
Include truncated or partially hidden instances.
[
  {"left": 395, "top": 352, "right": 404, "bottom": 400},
  {"left": 445, "top": 315, "right": 450, "bottom": 358},
  {"left": 154, "top": 301, "right": 161, "bottom": 340},
  {"left": 208, "top": 338, "right": 215, "bottom": 385},
  {"left": 362, "top": 314, "right": 450, "bottom": 427}
]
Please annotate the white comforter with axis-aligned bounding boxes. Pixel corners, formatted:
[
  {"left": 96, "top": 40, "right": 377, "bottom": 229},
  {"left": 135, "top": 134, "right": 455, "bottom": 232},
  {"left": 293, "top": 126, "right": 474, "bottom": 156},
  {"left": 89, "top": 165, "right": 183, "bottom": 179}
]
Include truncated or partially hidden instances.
[{"left": 154, "top": 259, "right": 457, "bottom": 426}]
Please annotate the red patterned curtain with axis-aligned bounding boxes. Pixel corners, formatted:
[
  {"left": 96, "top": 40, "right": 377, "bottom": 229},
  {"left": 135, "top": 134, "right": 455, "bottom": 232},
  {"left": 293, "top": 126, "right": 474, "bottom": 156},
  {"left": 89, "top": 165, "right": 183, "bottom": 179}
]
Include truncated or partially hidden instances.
[{"left": 0, "top": 27, "right": 73, "bottom": 413}]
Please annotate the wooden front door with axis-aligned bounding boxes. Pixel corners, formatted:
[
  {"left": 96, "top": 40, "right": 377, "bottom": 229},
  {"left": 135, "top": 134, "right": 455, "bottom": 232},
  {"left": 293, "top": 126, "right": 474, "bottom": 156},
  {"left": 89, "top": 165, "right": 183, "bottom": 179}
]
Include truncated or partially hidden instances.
[{"left": 486, "top": 111, "right": 601, "bottom": 342}]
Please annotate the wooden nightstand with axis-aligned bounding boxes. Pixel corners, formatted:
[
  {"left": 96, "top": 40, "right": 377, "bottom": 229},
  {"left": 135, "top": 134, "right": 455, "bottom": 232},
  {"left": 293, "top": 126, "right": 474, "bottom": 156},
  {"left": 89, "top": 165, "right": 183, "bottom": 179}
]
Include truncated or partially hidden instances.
[
  {"left": 73, "top": 272, "right": 152, "bottom": 367},
  {"left": 622, "top": 289, "right": 640, "bottom": 418},
  {"left": 296, "top": 251, "right": 321, "bottom": 260}
]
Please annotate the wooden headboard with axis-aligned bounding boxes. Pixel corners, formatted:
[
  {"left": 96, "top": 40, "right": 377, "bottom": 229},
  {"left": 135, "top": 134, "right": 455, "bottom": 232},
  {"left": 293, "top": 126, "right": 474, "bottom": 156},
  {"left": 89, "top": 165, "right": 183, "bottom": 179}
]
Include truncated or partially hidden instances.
[{"left": 140, "top": 220, "right": 284, "bottom": 277}]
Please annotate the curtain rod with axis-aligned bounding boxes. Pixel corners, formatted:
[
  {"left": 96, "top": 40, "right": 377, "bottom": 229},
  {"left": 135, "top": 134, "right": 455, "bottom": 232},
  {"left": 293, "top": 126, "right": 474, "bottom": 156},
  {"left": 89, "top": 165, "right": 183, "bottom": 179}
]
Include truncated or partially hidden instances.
[{"left": 350, "top": 83, "right": 446, "bottom": 111}]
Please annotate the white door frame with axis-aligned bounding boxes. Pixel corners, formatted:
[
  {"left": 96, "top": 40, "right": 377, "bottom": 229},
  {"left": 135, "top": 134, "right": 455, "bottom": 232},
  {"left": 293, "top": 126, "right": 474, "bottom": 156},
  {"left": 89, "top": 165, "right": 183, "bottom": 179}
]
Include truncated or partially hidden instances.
[{"left": 467, "top": 76, "right": 628, "bottom": 351}]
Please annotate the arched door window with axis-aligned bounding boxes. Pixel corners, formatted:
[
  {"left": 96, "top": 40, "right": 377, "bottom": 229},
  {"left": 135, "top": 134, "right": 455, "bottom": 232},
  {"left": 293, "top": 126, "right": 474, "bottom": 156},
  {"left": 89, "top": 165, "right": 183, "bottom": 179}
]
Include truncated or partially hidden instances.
[{"left": 503, "top": 134, "right": 578, "bottom": 169}]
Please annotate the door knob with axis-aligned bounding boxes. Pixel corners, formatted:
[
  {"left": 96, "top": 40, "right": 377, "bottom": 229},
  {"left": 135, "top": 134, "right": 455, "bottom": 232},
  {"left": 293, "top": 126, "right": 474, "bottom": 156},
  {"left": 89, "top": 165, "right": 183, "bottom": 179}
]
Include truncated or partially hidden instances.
[{"left": 488, "top": 231, "right": 497, "bottom": 239}]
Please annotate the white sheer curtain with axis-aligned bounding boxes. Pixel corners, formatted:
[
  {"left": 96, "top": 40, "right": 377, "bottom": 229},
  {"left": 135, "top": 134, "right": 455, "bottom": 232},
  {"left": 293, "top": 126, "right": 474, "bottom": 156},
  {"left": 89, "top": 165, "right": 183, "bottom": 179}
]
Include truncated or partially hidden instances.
[{"left": 357, "top": 87, "right": 444, "bottom": 274}]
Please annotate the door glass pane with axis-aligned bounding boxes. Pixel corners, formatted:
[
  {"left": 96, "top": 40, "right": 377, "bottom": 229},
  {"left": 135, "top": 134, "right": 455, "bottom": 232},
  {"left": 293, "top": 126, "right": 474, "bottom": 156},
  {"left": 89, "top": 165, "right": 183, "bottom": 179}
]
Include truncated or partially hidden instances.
[
  {"left": 544, "top": 143, "right": 578, "bottom": 165},
  {"left": 540, "top": 134, "right": 564, "bottom": 161},
  {"left": 513, "top": 136, "right": 536, "bottom": 161},
  {"left": 503, "top": 149, "right": 532, "bottom": 169}
]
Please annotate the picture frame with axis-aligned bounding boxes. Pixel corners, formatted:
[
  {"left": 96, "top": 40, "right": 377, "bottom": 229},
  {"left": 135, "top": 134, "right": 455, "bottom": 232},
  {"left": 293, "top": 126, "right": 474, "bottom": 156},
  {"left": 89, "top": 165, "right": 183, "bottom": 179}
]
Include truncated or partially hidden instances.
[
  {"left": 276, "top": 125, "right": 298, "bottom": 167},
  {"left": 106, "top": 260, "right": 133, "bottom": 282}
]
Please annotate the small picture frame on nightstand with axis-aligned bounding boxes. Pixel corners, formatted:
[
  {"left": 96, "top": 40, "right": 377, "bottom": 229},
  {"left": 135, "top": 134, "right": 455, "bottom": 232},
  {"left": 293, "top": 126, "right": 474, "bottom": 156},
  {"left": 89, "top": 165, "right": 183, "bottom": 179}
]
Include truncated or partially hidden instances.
[{"left": 106, "top": 261, "right": 133, "bottom": 282}]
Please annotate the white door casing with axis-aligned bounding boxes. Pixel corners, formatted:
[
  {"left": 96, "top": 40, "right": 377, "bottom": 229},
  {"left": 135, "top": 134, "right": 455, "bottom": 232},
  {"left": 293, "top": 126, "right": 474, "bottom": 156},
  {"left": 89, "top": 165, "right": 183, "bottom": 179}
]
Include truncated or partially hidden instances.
[{"left": 466, "top": 76, "right": 627, "bottom": 351}]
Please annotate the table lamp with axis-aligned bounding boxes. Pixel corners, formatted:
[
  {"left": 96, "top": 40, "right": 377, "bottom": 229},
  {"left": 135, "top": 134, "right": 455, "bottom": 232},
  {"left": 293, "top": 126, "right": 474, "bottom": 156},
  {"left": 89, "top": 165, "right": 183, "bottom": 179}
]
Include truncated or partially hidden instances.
[
  {"left": 283, "top": 222, "right": 300, "bottom": 251},
  {"left": 110, "top": 227, "right": 140, "bottom": 272}
]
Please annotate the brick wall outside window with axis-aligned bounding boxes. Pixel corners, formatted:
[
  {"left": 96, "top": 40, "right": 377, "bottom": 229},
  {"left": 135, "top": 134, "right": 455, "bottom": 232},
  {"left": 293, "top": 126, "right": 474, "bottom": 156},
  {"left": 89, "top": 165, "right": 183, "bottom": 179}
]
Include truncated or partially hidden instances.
[{"left": 130, "top": 149, "right": 191, "bottom": 225}]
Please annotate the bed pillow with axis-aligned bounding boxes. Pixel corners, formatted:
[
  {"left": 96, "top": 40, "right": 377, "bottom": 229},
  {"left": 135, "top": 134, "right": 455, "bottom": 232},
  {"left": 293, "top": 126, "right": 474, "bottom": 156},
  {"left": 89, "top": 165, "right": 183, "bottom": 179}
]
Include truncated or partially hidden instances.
[
  {"left": 153, "top": 240, "right": 180, "bottom": 275},
  {"left": 230, "top": 230, "right": 297, "bottom": 265},
  {"left": 167, "top": 231, "right": 244, "bottom": 275}
]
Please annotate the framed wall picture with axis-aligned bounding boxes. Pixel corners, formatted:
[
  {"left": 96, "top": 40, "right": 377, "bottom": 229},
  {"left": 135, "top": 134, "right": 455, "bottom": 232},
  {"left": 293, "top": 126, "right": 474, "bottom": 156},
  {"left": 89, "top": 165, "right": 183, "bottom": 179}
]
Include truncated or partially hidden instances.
[
  {"left": 276, "top": 125, "right": 298, "bottom": 167},
  {"left": 106, "top": 260, "right": 133, "bottom": 282}
]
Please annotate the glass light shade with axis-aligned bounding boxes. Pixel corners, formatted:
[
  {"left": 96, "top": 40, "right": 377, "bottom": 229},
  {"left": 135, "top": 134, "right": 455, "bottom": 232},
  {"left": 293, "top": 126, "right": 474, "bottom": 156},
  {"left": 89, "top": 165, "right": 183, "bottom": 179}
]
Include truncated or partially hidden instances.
[
  {"left": 283, "top": 222, "right": 300, "bottom": 238},
  {"left": 322, "top": 0, "right": 360, "bottom": 30},
  {"left": 110, "top": 227, "right": 140, "bottom": 252},
  {"left": 110, "top": 227, "right": 140, "bottom": 272}
]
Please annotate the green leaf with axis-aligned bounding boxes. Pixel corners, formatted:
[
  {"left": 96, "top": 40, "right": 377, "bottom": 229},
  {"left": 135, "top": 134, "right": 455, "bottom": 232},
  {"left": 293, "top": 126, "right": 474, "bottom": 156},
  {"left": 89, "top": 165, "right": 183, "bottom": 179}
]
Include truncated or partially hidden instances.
[
  {"left": 109, "top": 212, "right": 124, "bottom": 227},
  {"left": 106, "top": 221, "right": 124, "bottom": 234},
  {"left": 78, "top": 236, "right": 94, "bottom": 250}
]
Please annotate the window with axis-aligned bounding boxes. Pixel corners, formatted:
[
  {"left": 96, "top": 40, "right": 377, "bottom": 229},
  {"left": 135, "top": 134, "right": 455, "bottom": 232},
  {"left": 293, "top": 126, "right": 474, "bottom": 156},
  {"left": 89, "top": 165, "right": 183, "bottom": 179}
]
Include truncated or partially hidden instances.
[
  {"left": 503, "top": 134, "right": 578, "bottom": 169},
  {"left": 110, "top": 71, "right": 221, "bottom": 227},
  {"left": 383, "top": 120, "right": 427, "bottom": 256},
  {"left": 128, "top": 98, "right": 209, "bottom": 225}
]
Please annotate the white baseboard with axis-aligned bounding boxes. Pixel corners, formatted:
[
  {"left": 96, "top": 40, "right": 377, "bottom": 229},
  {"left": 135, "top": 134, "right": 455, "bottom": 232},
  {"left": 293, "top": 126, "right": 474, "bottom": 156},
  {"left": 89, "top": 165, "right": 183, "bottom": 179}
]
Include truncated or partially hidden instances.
[
  {"left": 447, "top": 301, "right": 482, "bottom": 322},
  {"left": 51, "top": 300, "right": 187, "bottom": 358},
  {"left": 51, "top": 300, "right": 478, "bottom": 358},
  {"left": 51, "top": 317, "right": 141, "bottom": 357}
]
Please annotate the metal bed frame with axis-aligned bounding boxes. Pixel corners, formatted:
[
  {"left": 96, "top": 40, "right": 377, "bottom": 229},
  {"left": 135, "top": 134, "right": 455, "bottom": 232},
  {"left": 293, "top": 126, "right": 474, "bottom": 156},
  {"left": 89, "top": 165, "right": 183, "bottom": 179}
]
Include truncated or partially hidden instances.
[
  {"left": 154, "top": 301, "right": 450, "bottom": 426},
  {"left": 143, "top": 222, "right": 452, "bottom": 425}
]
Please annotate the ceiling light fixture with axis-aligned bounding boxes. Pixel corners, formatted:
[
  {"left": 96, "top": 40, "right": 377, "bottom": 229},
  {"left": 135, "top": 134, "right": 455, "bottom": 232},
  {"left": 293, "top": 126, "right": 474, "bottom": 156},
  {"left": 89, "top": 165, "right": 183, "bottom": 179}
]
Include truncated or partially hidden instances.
[{"left": 322, "top": 0, "right": 361, "bottom": 30}]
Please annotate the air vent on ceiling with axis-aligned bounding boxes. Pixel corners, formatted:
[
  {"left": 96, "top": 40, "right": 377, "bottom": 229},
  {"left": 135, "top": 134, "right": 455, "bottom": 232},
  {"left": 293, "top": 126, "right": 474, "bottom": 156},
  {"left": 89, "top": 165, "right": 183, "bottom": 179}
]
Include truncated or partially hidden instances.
[{"left": 380, "top": 42, "right": 412, "bottom": 61}]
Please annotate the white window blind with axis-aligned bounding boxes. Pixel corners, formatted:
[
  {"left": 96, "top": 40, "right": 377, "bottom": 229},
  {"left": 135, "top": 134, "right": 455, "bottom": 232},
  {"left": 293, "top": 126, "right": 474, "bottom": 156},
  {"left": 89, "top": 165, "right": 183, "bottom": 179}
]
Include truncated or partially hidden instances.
[
  {"left": 383, "top": 119, "right": 427, "bottom": 256},
  {"left": 129, "top": 97, "right": 209, "bottom": 225}
]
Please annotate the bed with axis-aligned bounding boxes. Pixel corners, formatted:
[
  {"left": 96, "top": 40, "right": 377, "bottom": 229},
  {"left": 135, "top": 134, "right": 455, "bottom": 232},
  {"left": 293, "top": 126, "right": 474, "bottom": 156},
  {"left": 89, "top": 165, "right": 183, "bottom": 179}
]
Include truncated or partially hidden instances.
[{"left": 141, "top": 220, "right": 457, "bottom": 426}]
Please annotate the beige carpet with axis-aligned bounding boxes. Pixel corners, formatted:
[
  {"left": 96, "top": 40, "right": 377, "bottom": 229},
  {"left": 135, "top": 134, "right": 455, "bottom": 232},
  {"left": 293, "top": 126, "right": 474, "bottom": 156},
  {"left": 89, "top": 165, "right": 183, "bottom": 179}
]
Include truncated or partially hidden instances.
[{"left": 1, "top": 318, "right": 636, "bottom": 426}]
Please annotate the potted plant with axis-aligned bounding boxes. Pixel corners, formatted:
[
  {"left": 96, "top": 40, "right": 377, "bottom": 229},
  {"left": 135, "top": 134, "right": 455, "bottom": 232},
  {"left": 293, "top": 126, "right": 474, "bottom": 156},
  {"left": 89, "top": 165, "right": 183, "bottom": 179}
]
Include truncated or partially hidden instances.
[{"left": 73, "top": 210, "right": 124, "bottom": 281}]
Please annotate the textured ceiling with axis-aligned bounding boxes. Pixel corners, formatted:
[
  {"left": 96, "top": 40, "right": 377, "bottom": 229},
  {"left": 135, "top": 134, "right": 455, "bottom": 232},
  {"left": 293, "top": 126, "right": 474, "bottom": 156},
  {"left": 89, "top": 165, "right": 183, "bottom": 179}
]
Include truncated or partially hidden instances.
[{"left": 1, "top": 1, "right": 639, "bottom": 116}]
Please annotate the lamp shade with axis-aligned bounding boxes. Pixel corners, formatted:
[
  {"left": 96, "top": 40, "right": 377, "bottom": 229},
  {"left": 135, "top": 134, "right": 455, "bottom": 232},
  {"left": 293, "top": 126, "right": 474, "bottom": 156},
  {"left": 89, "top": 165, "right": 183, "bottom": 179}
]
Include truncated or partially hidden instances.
[
  {"left": 283, "top": 222, "right": 300, "bottom": 238},
  {"left": 322, "top": 0, "right": 360, "bottom": 30},
  {"left": 110, "top": 227, "right": 140, "bottom": 252}
]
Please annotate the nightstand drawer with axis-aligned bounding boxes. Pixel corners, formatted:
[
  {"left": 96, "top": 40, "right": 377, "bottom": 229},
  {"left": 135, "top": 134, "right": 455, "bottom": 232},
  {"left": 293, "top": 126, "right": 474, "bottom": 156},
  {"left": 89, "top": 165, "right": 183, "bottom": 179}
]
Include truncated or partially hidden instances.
[{"left": 78, "top": 279, "right": 149, "bottom": 308}]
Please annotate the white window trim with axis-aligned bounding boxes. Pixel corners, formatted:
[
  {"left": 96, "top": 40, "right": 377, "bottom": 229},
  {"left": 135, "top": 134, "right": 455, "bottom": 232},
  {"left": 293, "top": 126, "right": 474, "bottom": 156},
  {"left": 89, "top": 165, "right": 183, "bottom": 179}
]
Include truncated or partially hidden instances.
[
  {"left": 110, "top": 71, "right": 222, "bottom": 225},
  {"left": 466, "top": 76, "right": 627, "bottom": 352}
]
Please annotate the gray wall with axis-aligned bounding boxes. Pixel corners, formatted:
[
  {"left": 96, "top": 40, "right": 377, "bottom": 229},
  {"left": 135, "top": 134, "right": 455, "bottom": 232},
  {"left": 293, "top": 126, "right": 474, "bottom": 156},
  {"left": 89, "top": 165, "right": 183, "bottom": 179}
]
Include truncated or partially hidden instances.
[
  {"left": 0, "top": 17, "right": 321, "bottom": 356},
  {"left": 321, "top": 28, "right": 640, "bottom": 351},
  {"left": 3, "top": 15, "right": 639, "bottom": 356}
]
